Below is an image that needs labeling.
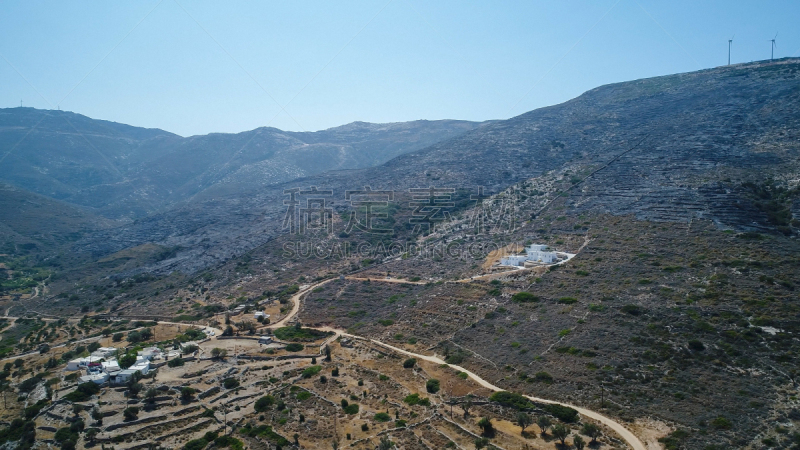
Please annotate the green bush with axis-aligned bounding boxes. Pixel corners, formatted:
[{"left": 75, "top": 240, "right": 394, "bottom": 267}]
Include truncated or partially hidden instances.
[
  {"left": 254, "top": 395, "right": 276, "bottom": 412},
  {"left": 621, "top": 304, "right": 642, "bottom": 315},
  {"left": 542, "top": 404, "right": 578, "bottom": 423},
  {"left": 489, "top": 391, "right": 533, "bottom": 409},
  {"left": 285, "top": 343, "right": 304, "bottom": 352},
  {"left": 426, "top": 379, "right": 440, "bottom": 394},
  {"left": 710, "top": 416, "right": 732, "bottom": 430},
  {"left": 557, "top": 297, "right": 577, "bottom": 304},
  {"left": 532, "top": 371, "right": 553, "bottom": 383},
  {"left": 403, "top": 393, "right": 431, "bottom": 406},
  {"left": 222, "top": 378, "right": 240, "bottom": 389},
  {"left": 374, "top": 412, "right": 391, "bottom": 422},
  {"left": 183, "top": 438, "right": 208, "bottom": 450},
  {"left": 511, "top": 292, "right": 539, "bottom": 303},
  {"left": 403, "top": 358, "right": 416, "bottom": 368},
  {"left": 168, "top": 357, "right": 184, "bottom": 367},
  {"left": 301, "top": 366, "right": 322, "bottom": 378},
  {"left": 343, "top": 404, "right": 359, "bottom": 415}
]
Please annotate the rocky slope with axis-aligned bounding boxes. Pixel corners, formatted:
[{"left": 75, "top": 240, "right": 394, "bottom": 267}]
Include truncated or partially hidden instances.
[
  {"left": 0, "top": 108, "right": 483, "bottom": 218},
  {"left": 74, "top": 58, "right": 800, "bottom": 276}
]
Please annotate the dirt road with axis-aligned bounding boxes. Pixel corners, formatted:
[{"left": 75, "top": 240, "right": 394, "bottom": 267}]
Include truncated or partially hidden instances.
[{"left": 272, "top": 275, "right": 647, "bottom": 450}]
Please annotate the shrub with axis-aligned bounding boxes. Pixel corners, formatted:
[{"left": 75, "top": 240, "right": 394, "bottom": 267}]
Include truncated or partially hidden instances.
[
  {"left": 425, "top": 379, "right": 440, "bottom": 394},
  {"left": 373, "top": 412, "right": 391, "bottom": 422},
  {"left": 343, "top": 404, "right": 359, "bottom": 415},
  {"left": 403, "top": 358, "right": 416, "bottom": 368},
  {"left": 532, "top": 371, "right": 553, "bottom": 383},
  {"left": 557, "top": 297, "right": 577, "bottom": 304},
  {"left": 512, "top": 292, "right": 539, "bottom": 303},
  {"left": 301, "top": 366, "right": 322, "bottom": 378},
  {"left": 296, "top": 391, "right": 311, "bottom": 401},
  {"left": 377, "top": 319, "right": 394, "bottom": 326},
  {"left": 711, "top": 416, "right": 732, "bottom": 430},
  {"left": 183, "top": 438, "right": 208, "bottom": 450},
  {"left": 222, "top": 378, "right": 240, "bottom": 389},
  {"left": 621, "top": 304, "right": 642, "bottom": 315},
  {"left": 543, "top": 404, "right": 578, "bottom": 423},
  {"left": 489, "top": 391, "right": 533, "bottom": 410},
  {"left": 123, "top": 407, "right": 139, "bottom": 421},
  {"left": 285, "top": 343, "right": 304, "bottom": 352},
  {"left": 254, "top": 395, "right": 276, "bottom": 412},
  {"left": 168, "top": 357, "right": 185, "bottom": 368},
  {"left": 180, "top": 387, "right": 196, "bottom": 401},
  {"left": 688, "top": 339, "right": 705, "bottom": 351},
  {"left": 403, "top": 393, "right": 431, "bottom": 406}
]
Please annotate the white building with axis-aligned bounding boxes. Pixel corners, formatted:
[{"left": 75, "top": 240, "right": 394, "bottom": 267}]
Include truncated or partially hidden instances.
[
  {"left": 258, "top": 336, "right": 273, "bottom": 345},
  {"left": 65, "top": 356, "right": 104, "bottom": 371},
  {"left": 114, "top": 369, "right": 138, "bottom": 384},
  {"left": 137, "top": 347, "right": 162, "bottom": 361},
  {"left": 101, "top": 360, "right": 120, "bottom": 373},
  {"left": 499, "top": 244, "right": 558, "bottom": 266},
  {"left": 130, "top": 360, "right": 150, "bottom": 375},
  {"left": 254, "top": 311, "right": 270, "bottom": 320},
  {"left": 79, "top": 372, "right": 109, "bottom": 385}
]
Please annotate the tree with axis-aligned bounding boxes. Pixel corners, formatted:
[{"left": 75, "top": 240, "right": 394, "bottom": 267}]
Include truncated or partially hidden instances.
[
  {"left": 324, "top": 345, "right": 332, "bottom": 362},
  {"left": 145, "top": 388, "right": 158, "bottom": 403},
  {"left": 463, "top": 398, "right": 473, "bottom": 418},
  {"left": 211, "top": 348, "right": 227, "bottom": 359},
  {"left": 127, "top": 382, "right": 143, "bottom": 399},
  {"left": 474, "top": 438, "right": 490, "bottom": 449},
  {"left": 87, "top": 342, "right": 101, "bottom": 352},
  {"left": 112, "top": 333, "right": 123, "bottom": 342},
  {"left": 119, "top": 353, "right": 136, "bottom": 369},
  {"left": 91, "top": 407, "right": 103, "bottom": 425},
  {"left": 477, "top": 417, "right": 495, "bottom": 437},
  {"left": 254, "top": 395, "right": 276, "bottom": 412},
  {"left": 426, "top": 379, "right": 440, "bottom": 394},
  {"left": 377, "top": 436, "right": 395, "bottom": 450},
  {"left": 181, "top": 387, "right": 197, "bottom": 402},
  {"left": 551, "top": 424, "right": 569, "bottom": 446},
  {"left": 85, "top": 428, "right": 99, "bottom": 443},
  {"left": 515, "top": 412, "right": 532, "bottom": 434},
  {"left": 293, "top": 433, "right": 299, "bottom": 446},
  {"left": 403, "top": 358, "right": 417, "bottom": 368},
  {"left": 581, "top": 423, "right": 601, "bottom": 443},
  {"left": 222, "top": 325, "right": 234, "bottom": 336},
  {"left": 537, "top": 416, "right": 552, "bottom": 436},
  {"left": 123, "top": 407, "right": 139, "bottom": 421},
  {"left": 573, "top": 435, "right": 586, "bottom": 450}
]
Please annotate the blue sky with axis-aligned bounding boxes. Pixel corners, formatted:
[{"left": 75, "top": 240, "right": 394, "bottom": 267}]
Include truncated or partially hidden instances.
[{"left": 1, "top": 1, "right": 798, "bottom": 137}]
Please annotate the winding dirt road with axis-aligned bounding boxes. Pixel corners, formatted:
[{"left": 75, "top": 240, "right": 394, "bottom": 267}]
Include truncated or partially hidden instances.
[{"left": 274, "top": 276, "right": 647, "bottom": 450}]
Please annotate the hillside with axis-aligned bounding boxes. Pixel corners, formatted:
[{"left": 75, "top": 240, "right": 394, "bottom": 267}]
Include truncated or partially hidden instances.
[
  {"left": 0, "top": 109, "right": 483, "bottom": 218},
  {"left": 75, "top": 58, "right": 800, "bottom": 276}
]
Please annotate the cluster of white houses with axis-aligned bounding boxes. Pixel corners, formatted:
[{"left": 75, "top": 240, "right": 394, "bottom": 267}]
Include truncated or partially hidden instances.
[
  {"left": 499, "top": 244, "right": 562, "bottom": 267},
  {"left": 66, "top": 346, "right": 172, "bottom": 385}
]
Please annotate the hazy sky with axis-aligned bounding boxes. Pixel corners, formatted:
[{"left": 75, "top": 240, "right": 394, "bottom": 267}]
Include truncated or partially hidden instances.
[{"left": 2, "top": 1, "right": 798, "bottom": 137}]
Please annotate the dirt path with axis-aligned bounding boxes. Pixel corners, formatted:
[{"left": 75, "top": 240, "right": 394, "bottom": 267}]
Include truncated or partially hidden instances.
[
  {"left": 358, "top": 337, "right": 646, "bottom": 450},
  {"left": 266, "top": 277, "right": 338, "bottom": 329},
  {"left": 269, "top": 275, "right": 647, "bottom": 450}
]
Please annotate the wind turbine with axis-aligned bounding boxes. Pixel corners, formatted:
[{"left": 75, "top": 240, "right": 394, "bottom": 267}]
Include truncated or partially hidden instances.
[
  {"left": 770, "top": 33, "right": 777, "bottom": 60},
  {"left": 728, "top": 34, "right": 735, "bottom": 65}
]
